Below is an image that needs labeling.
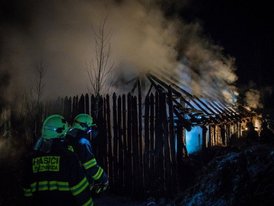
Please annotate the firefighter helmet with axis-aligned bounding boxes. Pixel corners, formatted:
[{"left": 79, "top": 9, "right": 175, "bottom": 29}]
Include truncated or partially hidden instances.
[
  {"left": 72, "top": 113, "right": 96, "bottom": 132},
  {"left": 41, "top": 114, "right": 68, "bottom": 139}
]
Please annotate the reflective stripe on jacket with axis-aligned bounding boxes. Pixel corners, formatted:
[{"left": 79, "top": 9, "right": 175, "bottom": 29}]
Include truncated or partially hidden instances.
[
  {"left": 66, "top": 129, "right": 108, "bottom": 185},
  {"left": 22, "top": 139, "right": 93, "bottom": 206}
]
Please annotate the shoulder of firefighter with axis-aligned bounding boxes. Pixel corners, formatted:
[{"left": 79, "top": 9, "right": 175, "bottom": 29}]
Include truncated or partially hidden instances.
[
  {"left": 66, "top": 129, "right": 109, "bottom": 193},
  {"left": 22, "top": 140, "right": 94, "bottom": 206}
]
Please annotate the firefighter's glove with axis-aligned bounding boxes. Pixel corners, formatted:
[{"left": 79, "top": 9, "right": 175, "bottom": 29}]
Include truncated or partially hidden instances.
[{"left": 91, "top": 180, "right": 109, "bottom": 194}]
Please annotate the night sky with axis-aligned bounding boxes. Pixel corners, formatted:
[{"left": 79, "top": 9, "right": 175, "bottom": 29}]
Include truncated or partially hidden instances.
[{"left": 180, "top": 0, "right": 274, "bottom": 87}]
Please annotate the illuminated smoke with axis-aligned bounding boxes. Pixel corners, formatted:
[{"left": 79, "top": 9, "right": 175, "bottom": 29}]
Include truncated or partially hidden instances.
[
  {"left": 244, "top": 89, "right": 262, "bottom": 109},
  {"left": 1, "top": 0, "right": 238, "bottom": 103}
]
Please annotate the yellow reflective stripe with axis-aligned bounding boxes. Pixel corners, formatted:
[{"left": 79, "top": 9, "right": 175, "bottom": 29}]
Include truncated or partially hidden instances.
[
  {"left": 31, "top": 182, "right": 37, "bottom": 192},
  {"left": 49, "top": 181, "right": 58, "bottom": 190},
  {"left": 57, "top": 181, "right": 70, "bottom": 191},
  {"left": 70, "top": 177, "right": 89, "bottom": 196},
  {"left": 38, "top": 181, "right": 49, "bottom": 191},
  {"left": 82, "top": 197, "right": 93, "bottom": 206},
  {"left": 29, "top": 181, "right": 69, "bottom": 192},
  {"left": 23, "top": 188, "right": 32, "bottom": 197},
  {"left": 83, "top": 158, "right": 97, "bottom": 170},
  {"left": 92, "top": 167, "right": 103, "bottom": 180}
]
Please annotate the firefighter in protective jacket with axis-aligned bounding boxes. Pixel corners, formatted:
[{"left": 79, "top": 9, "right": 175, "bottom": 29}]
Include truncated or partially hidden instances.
[
  {"left": 66, "top": 113, "right": 109, "bottom": 194},
  {"left": 22, "top": 114, "right": 93, "bottom": 206}
]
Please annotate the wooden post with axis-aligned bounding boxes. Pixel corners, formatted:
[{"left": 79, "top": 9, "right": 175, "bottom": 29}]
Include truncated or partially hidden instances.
[
  {"left": 132, "top": 96, "right": 139, "bottom": 196},
  {"left": 137, "top": 80, "right": 144, "bottom": 190},
  {"left": 117, "top": 95, "right": 123, "bottom": 192},
  {"left": 112, "top": 93, "right": 118, "bottom": 188},
  {"left": 155, "top": 91, "right": 165, "bottom": 194},
  {"left": 161, "top": 93, "right": 170, "bottom": 194},
  {"left": 122, "top": 94, "right": 126, "bottom": 190},
  {"left": 126, "top": 93, "right": 133, "bottom": 193},
  {"left": 149, "top": 93, "right": 155, "bottom": 194},
  {"left": 90, "top": 95, "right": 95, "bottom": 117},
  {"left": 168, "top": 88, "right": 177, "bottom": 194},
  {"left": 78, "top": 94, "right": 85, "bottom": 114},
  {"left": 96, "top": 96, "right": 105, "bottom": 168},
  {"left": 144, "top": 96, "right": 150, "bottom": 192},
  {"left": 85, "top": 93, "right": 89, "bottom": 114},
  {"left": 106, "top": 95, "right": 113, "bottom": 187},
  {"left": 202, "top": 125, "right": 208, "bottom": 150}
]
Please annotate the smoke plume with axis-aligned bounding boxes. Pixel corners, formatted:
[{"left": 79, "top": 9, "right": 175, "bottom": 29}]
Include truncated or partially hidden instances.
[
  {"left": 244, "top": 89, "right": 262, "bottom": 110},
  {"left": 0, "top": 0, "right": 238, "bottom": 102}
]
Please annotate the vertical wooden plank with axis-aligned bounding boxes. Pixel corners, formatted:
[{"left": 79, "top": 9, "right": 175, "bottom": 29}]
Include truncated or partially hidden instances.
[
  {"left": 202, "top": 125, "right": 207, "bottom": 150},
  {"left": 103, "top": 96, "right": 108, "bottom": 173},
  {"left": 168, "top": 88, "right": 175, "bottom": 164},
  {"left": 176, "top": 121, "right": 184, "bottom": 164},
  {"left": 137, "top": 80, "right": 144, "bottom": 190},
  {"left": 122, "top": 94, "right": 126, "bottom": 190},
  {"left": 154, "top": 91, "right": 164, "bottom": 194},
  {"left": 117, "top": 95, "right": 123, "bottom": 192},
  {"left": 144, "top": 96, "right": 150, "bottom": 192},
  {"left": 167, "top": 88, "right": 176, "bottom": 194},
  {"left": 126, "top": 93, "right": 132, "bottom": 193},
  {"left": 162, "top": 93, "right": 171, "bottom": 194},
  {"left": 85, "top": 93, "right": 89, "bottom": 114},
  {"left": 131, "top": 96, "right": 137, "bottom": 195},
  {"left": 149, "top": 93, "right": 155, "bottom": 194},
  {"left": 208, "top": 125, "right": 212, "bottom": 147},
  {"left": 106, "top": 94, "right": 113, "bottom": 187},
  {"left": 90, "top": 95, "right": 95, "bottom": 118},
  {"left": 63, "top": 96, "right": 69, "bottom": 120},
  {"left": 68, "top": 97, "right": 73, "bottom": 121},
  {"left": 70, "top": 96, "right": 78, "bottom": 122},
  {"left": 96, "top": 96, "right": 105, "bottom": 167},
  {"left": 112, "top": 93, "right": 118, "bottom": 188},
  {"left": 78, "top": 94, "right": 85, "bottom": 114},
  {"left": 159, "top": 92, "right": 167, "bottom": 194}
]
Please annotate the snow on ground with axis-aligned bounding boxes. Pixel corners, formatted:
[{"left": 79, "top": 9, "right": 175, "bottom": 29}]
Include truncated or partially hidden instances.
[{"left": 93, "top": 194, "right": 145, "bottom": 206}]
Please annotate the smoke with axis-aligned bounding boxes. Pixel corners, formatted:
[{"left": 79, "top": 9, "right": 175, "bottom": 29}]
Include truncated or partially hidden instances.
[
  {"left": 0, "top": 70, "right": 10, "bottom": 112},
  {"left": 0, "top": 0, "right": 238, "bottom": 103},
  {"left": 244, "top": 89, "right": 262, "bottom": 110},
  {"left": 174, "top": 22, "right": 238, "bottom": 101}
]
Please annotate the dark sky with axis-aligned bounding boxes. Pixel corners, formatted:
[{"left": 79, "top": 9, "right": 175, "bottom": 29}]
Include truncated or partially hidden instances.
[{"left": 179, "top": 0, "right": 274, "bottom": 88}]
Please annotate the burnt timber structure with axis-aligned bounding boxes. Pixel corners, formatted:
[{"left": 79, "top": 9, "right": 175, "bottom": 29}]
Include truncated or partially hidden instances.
[{"left": 131, "top": 71, "right": 256, "bottom": 150}]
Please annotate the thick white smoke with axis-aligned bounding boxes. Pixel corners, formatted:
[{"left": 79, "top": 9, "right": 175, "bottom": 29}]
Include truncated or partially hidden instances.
[{"left": 1, "top": 0, "right": 238, "bottom": 103}]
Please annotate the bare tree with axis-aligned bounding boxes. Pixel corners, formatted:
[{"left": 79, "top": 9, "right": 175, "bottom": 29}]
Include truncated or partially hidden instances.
[
  {"left": 87, "top": 17, "right": 115, "bottom": 97},
  {"left": 19, "top": 60, "right": 47, "bottom": 138},
  {"left": 34, "top": 61, "right": 47, "bottom": 106}
]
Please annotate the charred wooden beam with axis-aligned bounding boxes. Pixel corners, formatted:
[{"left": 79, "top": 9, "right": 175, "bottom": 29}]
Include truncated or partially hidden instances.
[
  {"left": 146, "top": 74, "right": 197, "bottom": 110},
  {"left": 151, "top": 72, "right": 217, "bottom": 115},
  {"left": 147, "top": 73, "right": 227, "bottom": 124}
]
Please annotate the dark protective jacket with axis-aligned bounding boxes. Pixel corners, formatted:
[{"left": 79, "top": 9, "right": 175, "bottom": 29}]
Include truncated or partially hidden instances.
[
  {"left": 22, "top": 139, "right": 93, "bottom": 206},
  {"left": 66, "top": 129, "right": 108, "bottom": 186}
]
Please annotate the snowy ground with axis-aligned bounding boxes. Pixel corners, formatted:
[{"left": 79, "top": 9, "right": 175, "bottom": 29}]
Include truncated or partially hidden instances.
[
  {"left": 93, "top": 194, "right": 146, "bottom": 206},
  {"left": 93, "top": 193, "right": 174, "bottom": 206}
]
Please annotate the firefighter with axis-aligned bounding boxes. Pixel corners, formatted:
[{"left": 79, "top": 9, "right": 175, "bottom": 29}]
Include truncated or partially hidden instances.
[
  {"left": 22, "top": 114, "right": 93, "bottom": 206},
  {"left": 66, "top": 113, "right": 108, "bottom": 194}
]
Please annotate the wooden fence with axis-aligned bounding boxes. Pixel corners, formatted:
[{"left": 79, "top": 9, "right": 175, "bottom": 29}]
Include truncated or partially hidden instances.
[{"left": 45, "top": 92, "right": 187, "bottom": 197}]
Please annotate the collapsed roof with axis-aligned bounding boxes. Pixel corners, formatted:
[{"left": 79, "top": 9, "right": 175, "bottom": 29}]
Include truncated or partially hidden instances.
[{"left": 131, "top": 70, "right": 255, "bottom": 127}]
